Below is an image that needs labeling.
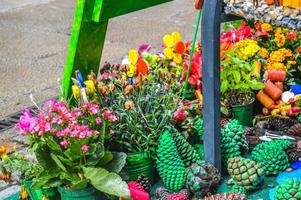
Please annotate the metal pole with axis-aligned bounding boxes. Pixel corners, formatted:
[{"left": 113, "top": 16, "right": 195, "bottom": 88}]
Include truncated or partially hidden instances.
[{"left": 201, "top": 0, "right": 221, "bottom": 170}]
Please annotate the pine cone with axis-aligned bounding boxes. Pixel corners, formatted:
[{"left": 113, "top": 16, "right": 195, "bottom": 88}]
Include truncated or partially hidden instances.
[
  {"left": 286, "top": 123, "right": 301, "bottom": 136},
  {"left": 156, "top": 187, "right": 169, "bottom": 200},
  {"left": 156, "top": 131, "right": 186, "bottom": 191},
  {"left": 229, "top": 185, "right": 247, "bottom": 194},
  {"left": 136, "top": 175, "right": 151, "bottom": 193},
  {"left": 221, "top": 118, "right": 231, "bottom": 128},
  {"left": 185, "top": 161, "right": 221, "bottom": 198},
  {"left": 227, "top": 157, "right": 264, "bottom": 190},
  {"left": 275, "top": 179, "right": 301, "bottom": 200},
  {"left": 221, "top": 136, "right": 241, "bottom": 166},
  {"left": 194, "top": 118, "right": 204, "bottom": 139},
  {"left": 204, "top": 193, "right": 247, "bottom": 200},
  {"left": 252, "top": 140, "right": 291, "bottom": 175},
  {"left": 170, "top": 129, "right": 200, "bottom": 167},
  {"left": 155, "top": 187, "right": 190, "bottom": 200},
  {"left": 288, "top": 151, "right": 301, "bottom": 163}
]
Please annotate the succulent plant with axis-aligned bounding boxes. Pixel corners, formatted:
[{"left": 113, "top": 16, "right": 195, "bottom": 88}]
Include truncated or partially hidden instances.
[
  {"left": 170, "top": 129, "right": 200, "bottom": 167},
  {"left": 229, "top": 184, "right": 247, "bottom": 194},
  {"left": 222, "top": 120, "right": 249, "bottom": 153},
  {"left": 156, "top": 131, "right": 186, "bottom": 191},
  {"left": 252, "top": 140, "right": 291, "bottom": 175},
  {"left": 155, "top": 187, "right": 190, "bottom": 200},
  {"left": 185, "top": 161, "right": 221, "bottom": 198},
  {"left": 286, "top": 123, "right": 301, "bottom": 136},
  {"left": 288, "top": 151, "right": 301, "bottom": 163},
  {"left": 203, "top": 193, "right": 247, "bottom": 200},
  {"left": 275, "top": 179, "right": 301, "bottom": 200},
  {"left": 227, "top": 157, "right": 264, "bottom": 190}
]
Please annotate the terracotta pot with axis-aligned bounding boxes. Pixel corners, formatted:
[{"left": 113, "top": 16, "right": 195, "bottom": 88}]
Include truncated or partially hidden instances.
[
  {"left": 275, "top": 82, "right": 283, "bottom": 91},
  {"left": 282, "top": 0, "right": 289, "bottom": 6},
  {"left": 264, "top": 80, "right": 283, "bottom": 100},
  {"left": 256, "top": 90, "right": 275, "bottom": 109},
  {"left": 267, "top": 70, "right": 286, "bottom": 82},
  {"left": 266, "top": 0, "right": 274, "bottom": 5},
  {"left": 291, "top": 0, "right": 301, "bottom": 8}
]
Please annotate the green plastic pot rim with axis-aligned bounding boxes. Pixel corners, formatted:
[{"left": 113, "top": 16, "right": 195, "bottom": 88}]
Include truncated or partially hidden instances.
[{"left": 231, "top": 98, "right": 255, "bottom": 108}]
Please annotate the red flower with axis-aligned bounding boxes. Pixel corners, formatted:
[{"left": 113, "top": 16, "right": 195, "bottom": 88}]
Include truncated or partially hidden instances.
[
  {"left": 297, "top": 46, "right": 301, "bottom": 53},
  {"left": 254, "top": 22, "right": 262, "bottom": 30},
  {"left": 173, "top": 108, "right": 188, "bottom": 123},
  {"left": 183, "top": 52, "right": 202, "bottom": 86},
  {"left": 286, "top": 32, "right": 297, "bottom": 41}
]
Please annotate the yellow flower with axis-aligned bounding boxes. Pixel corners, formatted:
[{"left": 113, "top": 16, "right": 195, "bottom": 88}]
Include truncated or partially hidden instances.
[
  {"left": 265, "top": 62, "right": 287, "bottom": 71},
  {"left": 235, "top": 39, "right": 260, "bottom": 60},
  {"left": 84, "top": 80, "right": 96, "bottom": 96},
  {"left": 261, "top": 23, "right": 272, "bottom": 32},
  {"left": 127, "top": 64, "right": 136, "bottom": 78},
  {"left": 288, "top": 60, "right": 297, "bottom": 65},
  {"left": 275, "top": 28, "right": 282, "bottom": 36},
  {"left": 72, "top": 85, "right": 81, "bottom": 99},
  {"left": 128, "top": 49, "right": 139, "bottom": 65},
  {"left": 0, "top": 146, "right": 7, "bottom": 159},
  {"left": 163, "top": 32, "right": 185, "bottom": 64},
  {"left": 259, "top": 48, "right": 269, "bottom": 59},
  {"left": 276, "top": 34, "right": 286, "bottom": 47}
]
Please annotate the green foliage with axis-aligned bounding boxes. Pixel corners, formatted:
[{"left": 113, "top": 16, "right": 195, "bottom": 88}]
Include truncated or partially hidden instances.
[
  {"left": 194, "top": 118, "right": 203, "bottom": 140},
  {"left": 220, "top": 53, "right": 264, "bottom": 98},
  {"left": 106, "top": 82, "right": 178, "bottom": 153},
  {"left": 83, "top": 167, "right": 130, "bottom": 199},
  {"left": 156, "top": 131, "right": 186, "bottom": 191},
  {"left": 229, "top": 184, "right": 247, "bottom": 195}
]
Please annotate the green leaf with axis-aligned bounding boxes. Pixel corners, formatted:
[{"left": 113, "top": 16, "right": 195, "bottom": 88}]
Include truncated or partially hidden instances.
[
  {"left": 103, "top": 152, "right": 127, "bottom": 173},
  {"left": 221, "top": 80, "right": 229, "bottom": 93},
  {"left": 47, "top": 138, "right": 62, "bottom": 152},
  {"left": 232, "top": 71, "right": 241, "bottom": 83},
  {"left": 97, "top": 151, "right": 113, "bottom": 166},
  {"left": 71, "top": 179, "right": 89, "bottom": 190},
  {"left": 83, "top": 167, "right": 130, "bottom": 199},
  {"left": 50, "top": 153, "right": 67, "bottom": 172}
]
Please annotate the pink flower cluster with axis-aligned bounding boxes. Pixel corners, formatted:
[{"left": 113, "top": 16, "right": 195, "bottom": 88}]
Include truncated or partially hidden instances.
[
  {"left": 16, "top": 100, "right": 105, "bottom": 149},
  {"left": 102, "top": 110, "right": 118, "bottom": 122},
  {"left": 220, "top": 21, "right": 254, "bottom": 44}
]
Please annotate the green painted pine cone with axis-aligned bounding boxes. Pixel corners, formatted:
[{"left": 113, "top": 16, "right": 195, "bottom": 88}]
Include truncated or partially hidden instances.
[
  {"left": 185, "top": 161, "right": 221, "bottom": 198},
  {"left": 275, "top": 179, "right": 301, "bottom": 200},
  {"left": 221, "top": 136, "right": 241, "bottom": 166},
  {"left": 156, "top": 131, "right": 186, "bottom": 191},
  {"left": 229, "top": 184, "right": 247, "bottom": 194},
  {"left": 222, "top": 120, "right": 249, "bottom": 153},
  {"left": 194, "top": 118, "right": 204, "bottom": 139},
  {"left": 170, "top": 129, "right": 200, "bottom": 167},
  {"left": 227, "top": 157, "right": 264, "bottom": 190},
  {"left": 252, "top": 140, "right": 291, "bottom": 175}
]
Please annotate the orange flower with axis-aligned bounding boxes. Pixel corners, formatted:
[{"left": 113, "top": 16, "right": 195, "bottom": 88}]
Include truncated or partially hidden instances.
[
  {"left": 276, "top": 34, "right": 286, "bottom": 47},
  {"left": 124, "top": 85, "right": 134, "bottom": 95},
  {"left": 259, "top": 48, "right": 269, "bottom": 59},
  {"left": 124, "top": 100, "right": 135, "bottom": 110}
]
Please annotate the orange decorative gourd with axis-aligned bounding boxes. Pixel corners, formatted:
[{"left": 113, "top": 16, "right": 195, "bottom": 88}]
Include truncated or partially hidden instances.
[
  {"left": 267, "top": 70, "right": 286, "bottom": 82},
  {"left": 264, "top": 80, "right": 283, "bottom": 100},
  {"left": 266, "top": 0, "right": 274, "bottom": 4},
  {"left": 283, "top": 0, "right": 290, "bottom": 6},
  {"left": 256, "top": 90, "right": 275, "bottom": 109}
]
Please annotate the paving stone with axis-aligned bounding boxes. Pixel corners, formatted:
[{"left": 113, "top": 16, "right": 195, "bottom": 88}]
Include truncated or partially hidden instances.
[{"left": 0, "top": 185, "right": 20, "bottom": 199}]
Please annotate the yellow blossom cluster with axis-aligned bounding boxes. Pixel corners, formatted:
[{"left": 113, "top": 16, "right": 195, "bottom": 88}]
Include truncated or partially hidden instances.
[
  {"left": 234, "top": 39, "right": 261, "bottom": 60},
  {"left": 265, "top": 48, "right": 293, "bottom": 71},
  {"left": 274, "top": 28, "right": 286, "bottom": 47}
]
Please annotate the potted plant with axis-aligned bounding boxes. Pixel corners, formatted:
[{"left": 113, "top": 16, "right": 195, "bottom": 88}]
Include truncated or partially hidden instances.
[
  {"left": 221, "top": 48, "right": 264, "bottom": 126},
  {"left": 16, "top": 100, "right": 130, "bottom": 200}
]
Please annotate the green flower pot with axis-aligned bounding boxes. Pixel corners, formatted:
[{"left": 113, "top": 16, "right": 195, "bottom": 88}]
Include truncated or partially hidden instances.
[
  {"left": 42, "top": 187, "right": 60, "bottom": 200},
  {"left": 22, "top": 180, "right": 43, "bottom": 200},
  {"left": 232, "top": 100, "right": 254, "bottom": 127},
  {"left": 122, "top": 151, "right": 154, "bottom": 184},
  {"left": 58, "top": 187, "right": 106, "bottom": 200}
]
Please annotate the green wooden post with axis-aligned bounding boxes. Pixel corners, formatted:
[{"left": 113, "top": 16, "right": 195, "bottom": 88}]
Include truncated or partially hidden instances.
[{"left": 62, "top": 0, "right": 173, "bottom": 99}]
